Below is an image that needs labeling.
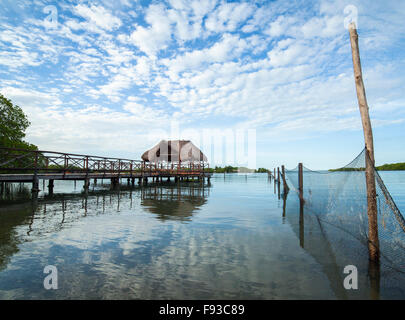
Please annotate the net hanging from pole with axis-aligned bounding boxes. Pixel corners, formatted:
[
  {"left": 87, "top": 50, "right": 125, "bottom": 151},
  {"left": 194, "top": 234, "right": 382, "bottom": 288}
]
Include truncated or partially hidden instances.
[{"left": 284, "top": 148, "right": 405, "bottom": 297}]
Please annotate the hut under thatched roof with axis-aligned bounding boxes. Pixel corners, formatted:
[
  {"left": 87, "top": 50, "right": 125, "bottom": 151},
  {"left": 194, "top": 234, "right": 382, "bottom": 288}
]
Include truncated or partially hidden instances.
[{"left": 141, "top": 140, "right": 208, "bottom": 163}]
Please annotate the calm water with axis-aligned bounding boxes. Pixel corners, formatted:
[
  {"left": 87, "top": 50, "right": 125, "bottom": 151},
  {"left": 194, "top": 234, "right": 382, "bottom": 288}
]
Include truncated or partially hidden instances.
[{"left": 0, "top": 172, "right": 404, "bottom": 299}]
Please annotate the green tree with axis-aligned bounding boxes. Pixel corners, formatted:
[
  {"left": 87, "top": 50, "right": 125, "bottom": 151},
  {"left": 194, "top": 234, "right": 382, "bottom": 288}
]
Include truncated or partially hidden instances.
[
  {"left": 0, "top": 94, "right": 39, "bottom": 172},
  {"left": 0, "top": 93, "right": 36, "bottom": 150}
]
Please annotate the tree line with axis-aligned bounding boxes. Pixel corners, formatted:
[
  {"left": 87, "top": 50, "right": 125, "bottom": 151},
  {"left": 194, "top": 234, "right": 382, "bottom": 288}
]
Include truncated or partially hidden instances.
[
  {"left": 205, "top": 166, "right": 269, "bottom": 173},
  {"left": 329, "top": 163, "right": 405, "bottom": 171}
]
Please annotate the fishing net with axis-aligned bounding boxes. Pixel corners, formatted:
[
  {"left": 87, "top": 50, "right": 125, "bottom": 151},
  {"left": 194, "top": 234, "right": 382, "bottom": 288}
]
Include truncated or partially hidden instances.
[{"left": 284, "top": 148, "right": 405, "bottom": 298}]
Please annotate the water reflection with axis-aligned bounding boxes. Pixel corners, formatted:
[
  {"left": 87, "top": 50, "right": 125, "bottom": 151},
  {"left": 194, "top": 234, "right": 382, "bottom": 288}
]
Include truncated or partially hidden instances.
[
  {"left": 281, "top": 184, "right": 405, "bottom": 300},
  {"left": 141, "top": 182, "right": 209, "bottom": 222},
  {"left": 0, "top": 175, "right": 404, "bottom": 299},
  {"left": 0, "top": 181, "right": 211, "bottom": 273},
  {"left": 282, "top": 191, "right": 359, "bottom": 299}
]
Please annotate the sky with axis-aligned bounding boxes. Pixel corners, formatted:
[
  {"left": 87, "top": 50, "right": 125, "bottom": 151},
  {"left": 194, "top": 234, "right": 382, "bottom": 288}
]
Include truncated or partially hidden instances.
[{"left": 0, "top": 0, "right": 404, "bottom": 170}]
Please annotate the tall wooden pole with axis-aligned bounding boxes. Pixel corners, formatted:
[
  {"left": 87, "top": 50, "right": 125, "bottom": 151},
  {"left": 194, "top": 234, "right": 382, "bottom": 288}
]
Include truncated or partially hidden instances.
[{"left": 349, "top": 22, "right": 379, "bottom": 262}]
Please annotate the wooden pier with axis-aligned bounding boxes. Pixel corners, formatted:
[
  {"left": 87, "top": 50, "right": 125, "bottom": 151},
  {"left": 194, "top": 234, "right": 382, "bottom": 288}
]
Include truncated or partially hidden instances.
[{"left": 0, "top": 147, "right": 212, "bottom": 193}]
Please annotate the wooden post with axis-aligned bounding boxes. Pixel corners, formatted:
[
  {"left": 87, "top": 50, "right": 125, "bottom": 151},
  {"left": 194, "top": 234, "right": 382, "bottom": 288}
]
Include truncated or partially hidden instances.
[
  {"left": 298, "top": 163, "right": 303, "bottom": 200},
  {"left": 48, "top": 179, "right": 54, "bottom": 195},
  {"left": 281, "top": 165, "right": 289, "bottom": 194},
  {"left": 298, "top": 162, "right": 304, "bottom": 247},
  {"left": 277, "top": 167, "right": 281, "bottom": 199},
  {"left": 282, "top": 190, "right": 287, "bottom": 219},
  {"left": 349, "top": 22, "right": 379, "bottom": 262},
  {"left": 369, "top": 259, "right": 380, "bottom": 300},
  {"left": 32, "top": 176, "right": 39, "bottom": 193},
  {"left": 84, "top": 178, "right": 90, "bottom": 189},
  {"left": 299, "top": 195, "right": 304, "bottom": 248},
  {"left": 32, "top": 152, "right": 39, "bottom": 192}
]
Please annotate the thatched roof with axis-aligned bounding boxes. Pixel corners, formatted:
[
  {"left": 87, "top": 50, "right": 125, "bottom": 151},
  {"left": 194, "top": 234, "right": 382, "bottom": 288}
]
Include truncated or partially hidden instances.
[{"left": 141, "top": 140, "right": 208, "bottom": 162}]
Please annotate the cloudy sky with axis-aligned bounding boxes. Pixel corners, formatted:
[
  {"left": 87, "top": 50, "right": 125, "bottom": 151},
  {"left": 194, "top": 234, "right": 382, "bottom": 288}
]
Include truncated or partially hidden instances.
[{"left": 0, "top": 0, "right": 404, "bottom": 169}]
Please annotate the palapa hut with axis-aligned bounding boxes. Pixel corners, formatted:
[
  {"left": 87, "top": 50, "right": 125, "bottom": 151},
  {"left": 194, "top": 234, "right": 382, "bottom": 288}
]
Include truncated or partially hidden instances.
[{"left": 141, "top": 140, "right": 208, "bottom": 164}]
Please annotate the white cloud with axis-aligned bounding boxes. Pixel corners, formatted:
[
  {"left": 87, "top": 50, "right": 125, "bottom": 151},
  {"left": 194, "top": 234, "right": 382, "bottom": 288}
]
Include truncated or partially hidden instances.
[
  {"left": 72, "top": 4, "right": 122, "bottom": 32},
  {"left": 161, "top": 33, "right": 248, "bottom": 79},
  {"left": 264, "top": 15, "right": 297, "bottom": 38},
  {"left": 128, "top": 4, "right": 172, "bottom": 57},
  {"left": 1, "top": 86, "right": 62, "bottom": 107},
  {"left": 300, "top": 15, "right": 343, "bottom": 39},
  {"left": 1, "top": 0, "right": 404, "bottom": 164},
  {"left": 267, "top": 39, "right": 312, "bottom": 67},
  {"left": 1, "top": 86, "right": 170, "bottom": 156},
  {"left": 205, "top": 1, "right": 255, "bottom": 33}
]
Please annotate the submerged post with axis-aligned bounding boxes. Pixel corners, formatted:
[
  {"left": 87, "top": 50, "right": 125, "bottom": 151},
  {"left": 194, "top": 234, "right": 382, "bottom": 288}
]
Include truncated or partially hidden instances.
[
  {"left": 277, "top": 167, "right": 281, "bottom": 199},
  {"left": 349, "top": 22, "right": 379, "bottom": 262},
  {"left": 298, "top": 163, "right": 303, "bottom": 200},
  {"left": 48, "top": 179, "right": 54, "bottom": 194},
  {"left": 299, "top": 192, "right": 304, "bottom": 248},
  {"left": 32, "top": 151, "right": 39, "bottom": 192},
  {"left": 84, "top": 178, "right": 90, "bottom": 190},
  {"left": 281, "top": 165, "right": 289, "bottom": 194}
]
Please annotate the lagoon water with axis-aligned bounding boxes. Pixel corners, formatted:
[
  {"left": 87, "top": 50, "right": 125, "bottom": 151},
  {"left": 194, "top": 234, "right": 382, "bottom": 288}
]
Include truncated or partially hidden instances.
[{"left": 0, "top": 172, "right": 404, "bottom": 299}]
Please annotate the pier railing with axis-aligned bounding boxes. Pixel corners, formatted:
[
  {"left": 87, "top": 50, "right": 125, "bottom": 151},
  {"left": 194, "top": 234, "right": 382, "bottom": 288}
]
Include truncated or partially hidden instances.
[{"left": 0, "top": 147, "right": 209, "bottom": 175}]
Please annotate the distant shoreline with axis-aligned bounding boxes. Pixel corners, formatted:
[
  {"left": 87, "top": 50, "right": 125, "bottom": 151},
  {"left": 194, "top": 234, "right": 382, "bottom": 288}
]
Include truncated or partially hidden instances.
[{"left": 329, "top": 162, "right": 405, "bottom": 172}]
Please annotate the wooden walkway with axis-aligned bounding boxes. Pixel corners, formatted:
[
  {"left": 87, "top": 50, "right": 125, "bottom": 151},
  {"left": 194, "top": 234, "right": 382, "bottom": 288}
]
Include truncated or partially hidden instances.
[{"left": 0, "top": 147, "right": 212, "bottom": 193}]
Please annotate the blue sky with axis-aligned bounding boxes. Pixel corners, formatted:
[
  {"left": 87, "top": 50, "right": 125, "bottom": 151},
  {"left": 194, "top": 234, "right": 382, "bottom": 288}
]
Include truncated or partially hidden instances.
[{"left": 0, "top": 0, "right": 404, "bottom": 169}]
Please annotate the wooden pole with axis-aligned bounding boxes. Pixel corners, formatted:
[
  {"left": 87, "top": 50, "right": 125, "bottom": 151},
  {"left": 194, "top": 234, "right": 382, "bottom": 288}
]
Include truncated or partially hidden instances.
[
  {"left": 281, "top": 165, "right": 289, "bottom": 194},
  {"left": 349, "top": 23, "right": 375, "bottom": 163},
  {"left": 48, "top": 179, "right": 54, "bottom": 195},
  {"left": 349, "top": 22, "right": 379, "bottom": 262},
  {"left": 299, "top": 194, "right": 304, "bottom": 248},
  {"left": 32, "top": 152, "right": 39, "bottom": 192},
  {"left": 298, "top": 163, "right": 303, "bottom": 200},
  {"left": 277, "top": 167, "right": 281, "bottom": 199},
  {"left": 282, "top": 189, "right": 287, "bottom": 218}
]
